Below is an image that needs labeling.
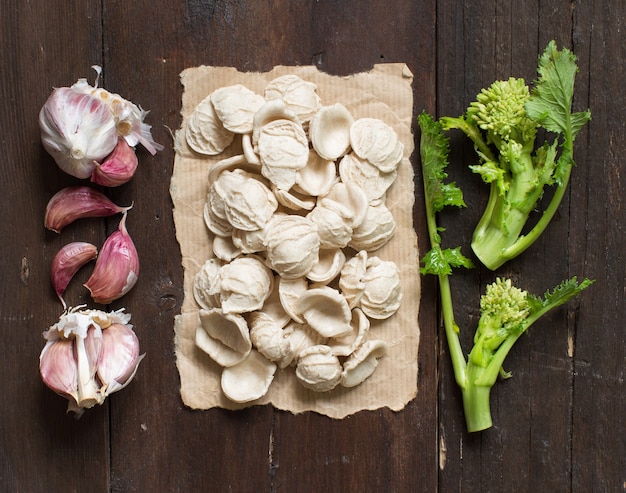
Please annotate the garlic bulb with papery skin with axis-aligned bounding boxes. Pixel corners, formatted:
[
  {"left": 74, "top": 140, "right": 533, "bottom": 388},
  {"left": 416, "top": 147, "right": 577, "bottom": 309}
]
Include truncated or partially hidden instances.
[
  {"left": 39, "top": 306, "right": 142, "bottom": 415},
  {"left": 91, "top": 138, "right": 139, "bottom": 187},
  {"left": 39, "top": 86, "right": 118, "bottom": 178},
  {"left": 44, "top": 185, "right": 131, "bottom": 233},
  {"left": 84, "top": 212, "right": 139, "bottom": 304},
  {"left": 72, "top": 66, "right": 163, "bottom": 155}
]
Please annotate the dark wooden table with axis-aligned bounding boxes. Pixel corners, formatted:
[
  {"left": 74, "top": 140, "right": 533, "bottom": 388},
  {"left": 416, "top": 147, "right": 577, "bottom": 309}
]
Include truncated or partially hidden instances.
[{"left": 2, "top": 1, "right": 623, "bottom": 491}]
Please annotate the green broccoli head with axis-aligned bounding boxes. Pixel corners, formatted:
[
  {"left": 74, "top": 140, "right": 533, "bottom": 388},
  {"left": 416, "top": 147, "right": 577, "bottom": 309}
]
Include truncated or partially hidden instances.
[
  {"left": 470, "top": 278, "right": 531, "bottom": 367},
  {"left": 467, "top": 77, "right": 538, "bottom": 147}
]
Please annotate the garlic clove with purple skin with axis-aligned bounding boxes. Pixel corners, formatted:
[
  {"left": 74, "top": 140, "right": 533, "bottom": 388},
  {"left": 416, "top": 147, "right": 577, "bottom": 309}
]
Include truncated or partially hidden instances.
[
  {"left": 39, "top": 86, "right": 119, "bottom": 178},
  {"left": 97, "top": 323, "right": 143, "bottom": 397},
  {"left": 84, "top": 213, "right": 139, "bottom": 304},
  {"left": 51, "top": 242, "right": 98, "bottom": 309},
  {"left": 44, "top": 185, "right": 132, "bottom": 233},
  {"left": 39, "top": 338, "right": 79, "bottom": 404},
  {"left": 91, "top": 137, "right": 139, "bottom": 187}
]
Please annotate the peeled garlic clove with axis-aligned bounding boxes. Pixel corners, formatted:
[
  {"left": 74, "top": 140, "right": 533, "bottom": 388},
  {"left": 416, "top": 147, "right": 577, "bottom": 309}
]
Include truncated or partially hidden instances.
[
  {"left": 309, "top": 103, "right": 354, "bottom": 161},
  {"left": 219, "top": 256, "right": 273, "bottom": 314},
  {"left": 210, "top": 84, "right": 266, "bottom": 134},
  {"left": 39, "top": 86, "right": 118, "bottom": 179},
  {"left": 296, "top": 286, "right": 352, "bottom": 338},
  {"left": 91, "top": 137, "right": 138, "bottom": 187},
  {"left": 97, "top": 322, "right": 143, "bottom": 396},
  {"left": 39, "top": 338, "right": 79, "bottom": 404},
  {"left": 341, "top": 339, "right": 387, "bottom": 387},
  {"left": 360, "top": 256, "right": 402, "bottom": 320},
  {"left": 84, "top": 213, "right": 139, "bottom": 304},
  {"left": 196, "top": 308, "right": 252, "bottom": 367},
  {"left": 350, "top": 118, "right": 404, "bottom": 174},
  {"left": 221, "top": 349, "right": 277, "bottom": 403},
  {"left": 295, "top": 344, "right": 342, "bottom": 392},
  {"left": 44, "top": 185, "right": 131, "bottom": 233},
  {"left": 51, "top": 241, "right": 98, "bottom": 308},
  {"left": 186, "top": 94, "right": 235, "bottom": 155}
]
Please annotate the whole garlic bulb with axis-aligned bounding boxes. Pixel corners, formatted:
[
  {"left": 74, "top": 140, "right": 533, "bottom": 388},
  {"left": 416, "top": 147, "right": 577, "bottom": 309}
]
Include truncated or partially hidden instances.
[
  {"left": 39, "top": 306, "right": 143, "bottom": 415},
  {"left": 39, "top": 86, "right": 118, "bottom": 179}
]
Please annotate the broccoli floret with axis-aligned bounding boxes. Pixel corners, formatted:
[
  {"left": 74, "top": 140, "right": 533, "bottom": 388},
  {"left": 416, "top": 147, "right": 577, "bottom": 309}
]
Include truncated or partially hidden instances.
[
  {"left": 440, "top": 41, "right": 591, "bottom": 270},
  {"left": 462, "top": 276, "right": 593, "bottom": 431},
  {"left": 418, "top": 110, "right": 593, "bottom": 432}
]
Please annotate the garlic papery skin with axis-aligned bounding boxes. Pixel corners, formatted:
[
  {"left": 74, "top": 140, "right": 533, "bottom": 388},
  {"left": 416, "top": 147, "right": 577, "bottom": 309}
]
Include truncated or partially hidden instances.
[
  {"left": 91, "top": 137, "right": 138, "bottom": 187},
  {"left": 39, "top": 86, "right": 118, "bottom": 178},
  {"left": 96, "top": 323, "right": 143, "bottom": 397},
  {"left": 44, "top": 185, "right": 132, "bottom": 233},
  {"left": 51, "top": 241, "right": 98, "bottom": 309},
  {"left": 73, "top": 325, "right": 102, "bottom": 409},
  {"left": 84, "top": 213, "right": 139, "bottom": 304},
  {"left": 40, "top": 306, "right": 138, "bottom": 415},
  {"left": 72, "top": 68, "right": 163, "bottom": 155}
]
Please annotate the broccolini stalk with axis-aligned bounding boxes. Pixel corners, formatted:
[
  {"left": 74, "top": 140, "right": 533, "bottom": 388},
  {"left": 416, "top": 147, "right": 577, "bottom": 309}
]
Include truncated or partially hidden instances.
[
  {"left": 440, "top": 40, "right": 591, "bottom": 270},
  {"left": 418, "top": 111, "right": 593, "bottom": 432}
]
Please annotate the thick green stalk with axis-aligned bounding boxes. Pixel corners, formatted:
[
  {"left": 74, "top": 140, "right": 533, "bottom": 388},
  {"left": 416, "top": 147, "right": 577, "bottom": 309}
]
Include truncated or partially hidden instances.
[
  {"left": 422, "top": 162, "right": 468, "bottom": 390},
  {"left": 471, "top": 152, "right": 546, "bottom": 270},
  {"left": 461, "top": 373, "right": 493, "bottom": 432}
]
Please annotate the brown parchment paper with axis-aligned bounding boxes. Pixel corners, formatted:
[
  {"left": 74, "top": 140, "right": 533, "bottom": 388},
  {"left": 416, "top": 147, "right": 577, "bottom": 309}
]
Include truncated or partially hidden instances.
[{"left": 170, "top": 63, "right": 420, "bottom": 418}]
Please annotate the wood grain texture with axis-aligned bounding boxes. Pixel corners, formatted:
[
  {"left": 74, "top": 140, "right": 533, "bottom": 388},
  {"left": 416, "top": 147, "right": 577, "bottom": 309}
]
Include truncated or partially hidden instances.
[{"left": 0, "top": 0, "right": 622, "bottom": 491}]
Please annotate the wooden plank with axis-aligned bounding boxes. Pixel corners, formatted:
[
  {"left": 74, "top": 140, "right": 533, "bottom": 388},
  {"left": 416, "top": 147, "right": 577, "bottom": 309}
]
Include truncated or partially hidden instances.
[
  {"left": 0, "top": 0, "right": 623, "bottom": 491},
  {"left": 569, "top": 1, "right": 626, "bottom": 491},
  {"left": 435, "top": 0, "right": 624, "bottom": 491},
  {"left": 0, "top": 0, "right": 110, "bottom": 491},
  {"left": 99, "top": 0, "right": 438, "bottom": 491}
]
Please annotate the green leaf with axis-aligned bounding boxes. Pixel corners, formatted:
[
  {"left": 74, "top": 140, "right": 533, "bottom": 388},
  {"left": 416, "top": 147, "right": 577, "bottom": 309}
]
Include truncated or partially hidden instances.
[
  {"left": 529, "top": 276, "right": 594, "bottom": 315},
  {"left": 420, "top": 246, "right": 473, "bottom": 276},
  {"left": 419, "top": 112, "right": 466, "bottom": 213},
  {"left": 525, "top": 40, "right": 591, "bottom": 137},
  {"left": 542, "top": 277, "right": 594, "bottom": 308}
]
